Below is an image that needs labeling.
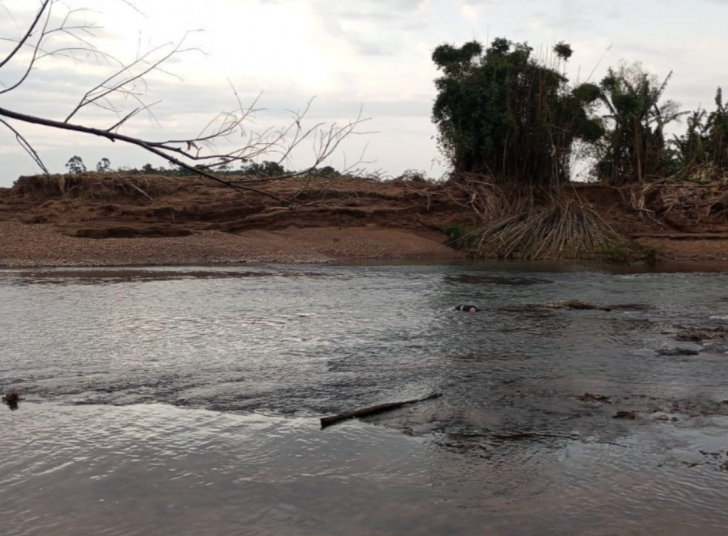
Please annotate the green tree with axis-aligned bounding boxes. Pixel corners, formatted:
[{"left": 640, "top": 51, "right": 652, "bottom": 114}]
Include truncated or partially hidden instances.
[
  {"left": 553, "top": 42, "right": 573, "bottom": 62},
  {"left": 241, "top": 160, "right": 287, "bottom": 177},
  {"left": 592, "top": 63, "right": 686, "bottom": 184},
  {"left": 706, "top": 88, "right": 728, "bottom": 172},
  {"left": 65, "top": 155, "right": 86, "bottom": 174},
  {"left": 96, "top": 157, "right": 111, "bottom": 172},
  {"left": 671, "top": 88, "right": 728, "bottom": 179},
  {"left": 431, "top": 38, "right": 602, "bottom": 186},
  {"left": 312, "top": 165, "right": 339, "bottom": 177}
]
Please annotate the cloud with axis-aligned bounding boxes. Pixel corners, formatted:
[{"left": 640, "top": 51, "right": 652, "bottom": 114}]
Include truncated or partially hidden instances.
[
  {"left": 461, "top": 4, "right": 480, "bottom": 21},
  {"left": 312, "top": 0, "right": 433, "bottom": 58}
]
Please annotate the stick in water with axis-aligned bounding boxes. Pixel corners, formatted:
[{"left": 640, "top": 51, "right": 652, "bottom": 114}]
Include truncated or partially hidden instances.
[{"left": 320, "top": 393, "right": 443, "bottom": 429}]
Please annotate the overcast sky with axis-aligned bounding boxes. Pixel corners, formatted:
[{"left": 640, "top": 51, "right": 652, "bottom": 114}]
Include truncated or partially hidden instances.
[{"left": 1, "top": 0, "right": 727, "bottom": 186}]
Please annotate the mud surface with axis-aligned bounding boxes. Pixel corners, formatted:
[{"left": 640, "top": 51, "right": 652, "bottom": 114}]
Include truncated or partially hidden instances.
[{"left": 2, "top": 263, "right": 728, "bottom": 535}]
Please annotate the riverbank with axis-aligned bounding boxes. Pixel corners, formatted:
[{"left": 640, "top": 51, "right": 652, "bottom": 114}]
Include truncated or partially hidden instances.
[
  {"left": 0, "top": 221, "right": 460, "bottom": 267},
  {"left": 0, "top": 174, "right": 466, "bottom": 267},
  {"left": 1, "top": 173, "right": 726, "bottom": 267}
]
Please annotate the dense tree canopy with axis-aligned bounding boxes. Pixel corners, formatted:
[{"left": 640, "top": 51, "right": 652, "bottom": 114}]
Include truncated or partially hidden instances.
[
  {"left": 671, "top": 88, "right": 728, "bottom": 180},
  {"left": 96, "top": 158, "right": 111, "bottom": 172},
  {"left": 590, "top": 64, "right": 685, "bottom": 184},
  {"left": 432, "top": 38, "right": 727, "bottom": 186},
  {"left": 432, "top": 38, "right": 603, "bottom": 186},
  {"left": 65, "top": 155, "right": 86, "bottom": 174}
]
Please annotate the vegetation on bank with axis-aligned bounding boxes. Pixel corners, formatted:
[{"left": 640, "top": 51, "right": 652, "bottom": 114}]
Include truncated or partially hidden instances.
[
  {"left": 64, "top": 156, "right": 342, "bottom": 180},
  {"left": 432, "top": 39, "right": 602, "bottom": 186},
  {"left": 429, "top": 37, "right": 728, "bottom": 261},
  {"left": 432, "top": 38, "right": 728, "bottom": 187},
  {"left": 441, "top": 197, "right": 658, "bottom": 263}
]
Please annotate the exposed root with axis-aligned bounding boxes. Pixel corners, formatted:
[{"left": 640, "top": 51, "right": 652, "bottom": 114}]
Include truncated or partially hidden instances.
[
  {"left": 467, "top": 197, "right": 620, "bottom": 260},
  {"left": 627, "top": 179, "right": 728, "bottom": 225},
  {"left": 445, "top": 173, "right": 515, "bottom": 220}
]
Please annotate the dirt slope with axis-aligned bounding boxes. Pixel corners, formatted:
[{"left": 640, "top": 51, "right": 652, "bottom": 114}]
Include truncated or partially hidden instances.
[
  {"left": 0, "top": 173, "right": 726, "bottom": 267},
  {"left": 0, "top": 175, "right": 467, "bottom": 267}
]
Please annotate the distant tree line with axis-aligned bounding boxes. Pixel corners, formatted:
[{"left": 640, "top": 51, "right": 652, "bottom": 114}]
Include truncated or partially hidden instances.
[
  {"left": 64, "top": 156, "right": 342, "bottom": 179},
  {"left": 432, "top": 38, "right": 728, "bottom": 186}
]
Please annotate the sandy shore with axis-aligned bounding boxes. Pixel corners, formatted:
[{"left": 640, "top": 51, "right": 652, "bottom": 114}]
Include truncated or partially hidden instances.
[{"left": 0, "top": 221, "right": 462, "bottom": 268}]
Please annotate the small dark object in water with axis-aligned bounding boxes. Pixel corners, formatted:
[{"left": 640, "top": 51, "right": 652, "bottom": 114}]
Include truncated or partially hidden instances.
[
  {"left": 657, "top": 347, "right": 700, "bottom": 357},
  {"left": 541, "top": 300, "right": 601, "bottom": 310},
  {"left": 675, "top": 325, "right": 728, "bottom": 342},
  {"left": 321, "top": 393, "right": 442, "bottom": 429},
  {"left": 578, "top": 393, "right": 611, "bottom": 403},
  {"left": 455, "top": 305, "right": 480, "bottom": 313},
  {"left": 613, "top": 410, "right": 637, "bottom": 420},
  {"left": 2, "top": 389, "right": 24, "bottom": 411},
  {"left": 490, "top": 431, "right": 581, "bottom": 442},
  {"left": 610, "top": 303, "right": 652, "bottom": 311},
  {"left": 537, "top": 300, "right": 650, "bottom": 312}
]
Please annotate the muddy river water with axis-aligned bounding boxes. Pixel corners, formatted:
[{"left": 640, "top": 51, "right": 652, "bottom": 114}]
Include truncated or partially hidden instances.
[{"left": 2, "top": 262, "right": 728, "bottom": 535}]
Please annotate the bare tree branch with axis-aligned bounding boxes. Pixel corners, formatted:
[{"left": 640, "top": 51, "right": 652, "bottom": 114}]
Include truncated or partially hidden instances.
[
  {"left": 0, "top": 0, "right": 370, "bottom": 208},
  {"left": 0, "top": 0, "right": 51, "bottom": 71},
  {"left": 0, "top": 105, "right": 292, "bottom": 203},
  {"left": 0, "top": 2, "right": 52, "bottom": 95},
  {"left": 64, "top": 33, "right": 201, "bottom": 123},
  {"left": 0, "top": 117, "right": 49, "bottom": 173}
]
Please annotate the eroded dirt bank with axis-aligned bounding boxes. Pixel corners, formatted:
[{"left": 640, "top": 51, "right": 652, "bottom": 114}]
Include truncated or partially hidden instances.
[
  {"left": 0, "top": 175, "right": 467, "bottom": 267},
  {"left": 0, "top": 173, "right": 726, "bottom": 267}
]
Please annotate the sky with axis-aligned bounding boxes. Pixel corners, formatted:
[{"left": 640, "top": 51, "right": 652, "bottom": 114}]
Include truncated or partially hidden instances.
[{"left": 0, "top": 0, "right": 727, "bottom": 186}]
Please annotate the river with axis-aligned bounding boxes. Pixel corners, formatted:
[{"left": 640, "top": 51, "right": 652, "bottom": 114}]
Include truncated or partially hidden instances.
[{"left": 2, "top": 262, "right": 728, "bottom": 535}]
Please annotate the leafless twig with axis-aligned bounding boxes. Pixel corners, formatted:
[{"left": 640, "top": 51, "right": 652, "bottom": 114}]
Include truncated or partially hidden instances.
[{"left": 0, "top": 0, "right": 369, "bottom": 207}]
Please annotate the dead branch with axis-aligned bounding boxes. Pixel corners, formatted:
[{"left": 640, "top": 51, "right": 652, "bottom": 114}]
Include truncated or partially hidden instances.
[
  {"left": 0, "top": 117, "right": 49, "bottom": 173},
  {"left": 0, "top": 0, "right": 369, "bottom": 206},
  {"left": 320, "top": 393, "right": 442, "bottom": 429},
  {"left": 0, "top": 0, "right": 51, "bottom": 72}
]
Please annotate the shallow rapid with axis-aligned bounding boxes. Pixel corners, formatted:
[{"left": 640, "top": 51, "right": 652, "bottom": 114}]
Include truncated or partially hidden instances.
[{"left": 2, "top": 262, "right": 728, "bottom": 535}]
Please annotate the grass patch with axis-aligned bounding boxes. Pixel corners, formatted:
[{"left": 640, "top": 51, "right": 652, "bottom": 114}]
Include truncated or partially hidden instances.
[
  {"left": 596, "top": 240, "right": 657, "bottom": 263},
  {"left": 443, "top": 224, "right": 472, "bottom": 249}
]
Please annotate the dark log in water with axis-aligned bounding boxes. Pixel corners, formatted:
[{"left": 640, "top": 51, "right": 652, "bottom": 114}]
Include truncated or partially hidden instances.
[{"left": 321, "top": 393, "right": 442, "bottom": 429}]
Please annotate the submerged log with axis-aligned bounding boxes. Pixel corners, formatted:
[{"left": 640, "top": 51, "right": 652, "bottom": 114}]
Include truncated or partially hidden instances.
[{"left": 321, "top": 393, "right": 442, "bottom": 429}]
